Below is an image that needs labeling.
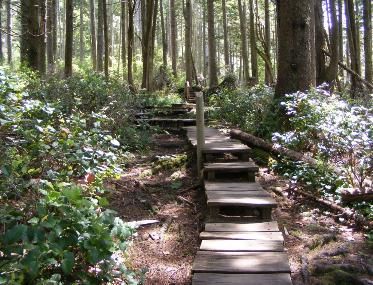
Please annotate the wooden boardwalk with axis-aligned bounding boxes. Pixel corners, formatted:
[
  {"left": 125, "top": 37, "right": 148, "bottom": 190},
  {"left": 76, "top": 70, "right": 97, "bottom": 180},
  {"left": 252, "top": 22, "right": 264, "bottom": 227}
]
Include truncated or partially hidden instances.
[{"left": 184, "top": 126, "right": 292, "bottom": 285}]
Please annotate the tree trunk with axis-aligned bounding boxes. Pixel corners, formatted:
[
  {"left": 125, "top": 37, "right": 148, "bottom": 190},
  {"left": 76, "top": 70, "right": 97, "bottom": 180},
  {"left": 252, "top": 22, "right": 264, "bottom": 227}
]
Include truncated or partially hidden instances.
[
  {"left": 64, "top": 0, "right": 73, "bottom": 77},
  {"left": 20, "top": 0, "right": 40, "bottom": 71},
  {"left": 202, "top": 0, "right": 207, "bottom": 78},
  {"left": 47, "top": 0, "right": 54, "bottom": 72},
  {"left": 0, "top": 0, "right": 3, "bottom": 62},
  {"left": 325, "top": 0, "right": 339, "bottom": 83},
  {"left": 238, "top": 0, "right": 250, "bottom": 87},
  {"left": 207, "top": 0, "right": 218, "bottom": 88},
  {"left": 121, "top": 0, "right": 126, "bottom": 77},
  {"left": 249, "top": 0, "right": 258, "bottom": 83},
  {"left": 160, "top": 0, "right": 167, "bottom": 67},
  {"left": 127, "top": 0, "right": 136, "bottom": 89},
  {"left": 6, "top": 0, "right": 11, "bottom": 65},
  {"left": 184, "top": 0, "right": 193, "bottom": 85},
  {"left": 338, "top": 0, "right": 344, "bottom": 80},
  {"left": 97, "top": 0, "right": 104, "bottom": 71},
  {"left": 103, "top": 0, "right": 109, "bottom": 78},
  {"left": 170, "top": 0, "right": 177, "bottom": 77},
  {"left": 80, "top": 0, "right": 84, "bottom": 64},
  {"left": 90, "top": 0, "right": 97, "bottom": 70},
  {"left": 52, "top": 0, "right": 58, "bottom": 60},
  {"left": 39, "top": 0, "right": 47, "bottom": 75},
  {"left": 264, "top": 0, "right": 273, "bottom": 85},
  {"left": 275, "top": 0, "right": 316, "bottom": 99},
  {"left": 222, "top": 0, "right": 230, "bottom": 71},
  {"left": 148, "top": 0, "right": 158, "bottom": 91},
  {"left": 363, "top": 0, "right": 372, "bottom": 84}
]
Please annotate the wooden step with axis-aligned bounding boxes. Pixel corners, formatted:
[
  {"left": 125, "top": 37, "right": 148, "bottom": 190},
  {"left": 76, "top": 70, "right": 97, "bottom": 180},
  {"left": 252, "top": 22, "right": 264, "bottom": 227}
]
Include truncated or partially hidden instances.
[
  {"left": 200, "top": 231, "right": 284, "bottom": 241},
  {"left": 202, "top": 141, "right": 251, "bottom": 153},
  {"left": 204, "top": 181, "right": 263, "bottom": 192},
  {"left": 192, "top": 273, "right": 293, "bottom": 285},
  {"left": 207, "top": 195, "right": 277, "bottom": 208},
  {"left": 205, "top": 222, "right": 280, "bottom": 232},
  {"left": 206, "top": 190, "right": 271, "bottom": 197},
  {"left": 204, "top": 162, "right": 259, "bottom": 172},
  {"left": 200, "top": 239, "right": 284, "bottom": 252},
  {"left": 192, "top": 251, "right": 291, "bottom": 274}
]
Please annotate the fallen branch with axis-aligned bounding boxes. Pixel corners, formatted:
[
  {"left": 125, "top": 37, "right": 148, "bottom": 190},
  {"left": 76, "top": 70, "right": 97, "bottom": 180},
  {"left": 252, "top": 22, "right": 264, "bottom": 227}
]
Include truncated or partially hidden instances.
[
  {"left": 230, "top": 129, "right": 318, "bottom": 166},
  {"left": 176, "top": 195, "right": 195, "bottom": 207},
  {"left": 178, "top": 183, "right": 201, "bottom": 195},
  {"left": 127, "top": 219, "right": 160, "bottom": 228}
]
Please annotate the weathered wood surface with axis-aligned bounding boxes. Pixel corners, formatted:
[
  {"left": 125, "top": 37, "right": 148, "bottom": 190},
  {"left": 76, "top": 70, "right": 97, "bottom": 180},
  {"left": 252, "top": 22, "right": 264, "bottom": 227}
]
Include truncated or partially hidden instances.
[
  {"left": 206, "top": 190, "right": 270, "bottom": 197},
  {"left": 200, "top": 239, "right": 284, "bottom": 252},
  {"left": 205, "top": 222, "right": 280, "bottom": 232},
  {"left": 207, "top": 195, "right": 277, "bottom": 208},
  {"left": 204, "top": 162, "right": 259, "bottom": 172},
  {"left": 192, "top": 251, "right": 291, "bottom": 273},
  {"left": 192, "top": 273, "right": 293, "bottom": 285},
  {"left": 200, "top": 231, "right": 284, "bottom": 241},
  {"left": 204, "top": 181, "right": 263, "bottom": 192},
  {"left": 202, "top": 142, "right": 251, "bottom": 153}
]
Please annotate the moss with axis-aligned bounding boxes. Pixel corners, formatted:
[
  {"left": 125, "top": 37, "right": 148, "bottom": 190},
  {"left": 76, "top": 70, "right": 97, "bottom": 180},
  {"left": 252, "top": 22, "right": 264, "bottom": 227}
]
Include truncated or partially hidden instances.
[{"left": 314, "top": 269, "right": 364, "bottom": 285}]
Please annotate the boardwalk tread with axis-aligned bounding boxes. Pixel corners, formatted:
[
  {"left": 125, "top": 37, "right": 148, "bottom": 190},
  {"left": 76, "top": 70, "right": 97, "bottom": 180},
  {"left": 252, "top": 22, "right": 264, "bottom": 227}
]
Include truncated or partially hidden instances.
[
  {"left": 207, "top": 195, "right": 277, "bottom": 207},
  {"left": 200, "top": 231, "right": 284, "bottom": 241},
  {"left": 200, "top": 239, "right": 284, "bottom": 252},
  {"left": 204, "top": 181, "right": 263, "bottom": 191},
  {"left": 204, "top": 162, "right": 259, "bottom": 172},
  {"left": 205, "top": 222, "right": 280, "bottom": 232},
  {"left": 192, "top": 273, "right": 293, "bottom": 285},
  {"left": 206, "top": 190, "right": 271, "bottom": 197},
  {"left": 192, "top": 251, "right": 291, "bottom": 273}
]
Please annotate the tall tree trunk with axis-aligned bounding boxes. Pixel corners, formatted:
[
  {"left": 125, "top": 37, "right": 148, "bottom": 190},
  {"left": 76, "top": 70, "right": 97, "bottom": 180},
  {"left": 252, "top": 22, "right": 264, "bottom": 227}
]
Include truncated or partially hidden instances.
[
  {"left": 207, "top": 0, "right": 218, "bottom": 88},
  {"left": 90, "top": 0, "right": 97, "bottom": 70},
  {"left": 170, "top": 0, "right": 177, "bottom": 77},
  {"left": 238, "top": 0, "right": 250, "bottom": 87},
  {"left": 6, "top": 0, "right": 11, "bottom": 65},
  {"left": 121, "top": 0, "right": 126, "bottom": 77},
  {"left": 264, "top": 0, "right": 273, "bottom": 84},
  {"left": 363, "top": 0, "right": 372, "bottom": 84},
  {"left": 184, "top": 0, "right": 193, "bottom": 85},
  {"left": 315, "top": 0, "right": 326, "bottom": 85},
  {"left": 325, "top": 0, "right": 339, "bottom": 83},
  {"left": 103, "top": 0, "right": 109, "bottom": 78},
  {"left": 249, "top": 0, "right": 258, "bottom": 83},
  {"left": 64, "top": 0, "right": 73, "bottom": 77},
  {"left": 39, "top": 0, "right": 47, "bottom": 75},
  {"left": 0, "top": 0, "right": 3, "bottom": 62},
  {"left": 127, "top": 0, "right": 136, "bottom": 89},
  {"left": 275, "top": 0, "right": 316, "bottom": 99},
  {"left": 97, "top": 0, "right": 104, "bottom": 71},
  {"left": 338, "top": 0, "right": 344, "bottom": 63},
  {"left": 20, "top": 0, "right": 40, "bottom": 71},
  {"left": 52, "top": 0, "right": 58, "bottom": 60},
  {"left": 345, "top": 0, "right": 362, "bottom": 96},
  {"left": 47, "top": 0, "right": 54, "bottom": 72},
  {"left": 80, "top": 0, "right": 84, "bottom": 64},
  {"left": 222, "top": 0, "right": 230, "bottom": 71},
  {"left": 160, "top": 0, "right": 167, "bottom": 67},
  {"left": 148, "top": 0, "right": 158, "bottom": 91},
  {"left": 354, "top": 0, "right": 361, "bottom": 66},
  {"left": 202, "top": 0, "right": 207, "bottom": 78}
]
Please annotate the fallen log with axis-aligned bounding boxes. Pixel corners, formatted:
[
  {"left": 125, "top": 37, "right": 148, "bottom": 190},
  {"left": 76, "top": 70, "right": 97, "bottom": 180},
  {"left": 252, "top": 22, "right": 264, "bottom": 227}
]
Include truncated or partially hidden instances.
[{"left": 230, "top": 129, "right": 318, "bottom": 166}]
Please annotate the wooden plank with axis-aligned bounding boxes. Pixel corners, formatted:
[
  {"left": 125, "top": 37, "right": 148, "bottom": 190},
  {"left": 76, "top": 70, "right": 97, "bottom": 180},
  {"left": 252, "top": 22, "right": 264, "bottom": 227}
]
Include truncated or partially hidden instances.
[
  {"left": 200, "top": 239, "right": 284, "bottom": 252},
  {"left": 192, "top": 273, "right": 293, "bottom": 285},
  {"left": 207, "top": 196, "right": 277, "bottom": 208},
  {"left": 206, "top": 190, "right": 271, "bottom": 197},
  {"left": 200, "top": 231, "right": 284, "bottom": 241},
  {"left": 204, "top": 162, "right": 259, "bottom": 172},
  {"left": 205, "top": 222, "right": 280, "bottom": 232},
  {"left": 204, "top": 182, "right": 263, "bottom": 192},
  {"left": 192, "top": 251, "right": 291, "bottom": 273},
  {"left": 202, "top": 142, "right": 251, "bottom": 154}
]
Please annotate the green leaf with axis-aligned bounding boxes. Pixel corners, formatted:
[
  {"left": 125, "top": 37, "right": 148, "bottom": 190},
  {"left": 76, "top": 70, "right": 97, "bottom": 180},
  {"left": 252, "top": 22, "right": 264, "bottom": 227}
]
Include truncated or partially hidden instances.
[
  {"left": 98, "top": 197, "right": 109, "bottom": 207},
  {"left": 61, "top": 251, "right": 74, "bottom": 274},
  {"left": 28, "top": 217, "right": 39, "bottom": 225},
  {"left": 3, "top": 224, "right": 27, "bottom": 244}
]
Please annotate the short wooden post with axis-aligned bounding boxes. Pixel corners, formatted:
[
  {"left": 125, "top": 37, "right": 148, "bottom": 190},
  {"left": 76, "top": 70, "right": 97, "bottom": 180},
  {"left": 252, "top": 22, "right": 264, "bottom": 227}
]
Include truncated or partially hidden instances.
[{"left": 196, "top": 92, "right": 205, "bottom": 179}]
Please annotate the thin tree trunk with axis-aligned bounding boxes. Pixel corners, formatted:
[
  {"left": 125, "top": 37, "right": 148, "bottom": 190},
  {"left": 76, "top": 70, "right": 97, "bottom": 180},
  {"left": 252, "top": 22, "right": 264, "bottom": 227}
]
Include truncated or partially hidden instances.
[
  {"left": 127, "top": 0, "right": 136, "bottom": 89},
  {"left": 64, "top": 0, "right": 73, "bottom": 77},
  {"left": 0, "top": 0, "right": 3, "bottom": 62},
  {"left": 249, "top": 0, "right": 258, "bottom": 83},
  {"left": 103, "top": 0, "right": 109, "bottom": 78},
  {"left": 202, "top": 0, "right": 207, "bottom": 78},
  {"left": 80, "top": 0, "right": 84, "bottom": 64},
  {"left": 238, "top": 0, "right": 250, "bottom": 87},
  {"left": 207, "top": 0, "right": 218, "bottom": 88},
  {"left": 222, "top": 0, "right": 230, "bottom": 71},
  {"left": 52, "top": 0, "right": 58, "bottom": 60},
  {"left": 184, "top": 0, "right": 193, "bottom": 85},
  {"left": 264, "top": 0, "right": 272, "bottom": 84},
  {"left": 160, "top": 0, "right": 167, "bottom": 67},
  {"left": 325, "top": 0, "right": 339, "bottom": 83},
  {"left": 6, "top": 0, "right": 11, "bottom": 65},
  {"left": 338, "top": 0, "right": 344, "bottom": 80},
  {"left": 121, "top": 0, "right": 126, "bottom": 77},
  {"left": 363, "top": 0, "right": 372, "bottom": 84},
  {"left": 97, "top": 0, "right": 104, "bottom": 71},
  {"left": 148, "top": 0, "right": 158, "bottom": 90},
  {"left": 47, "top": 0, "right": 54, "bottom": 72},
  {"left": 39, "top": 0, "right": 47, "bottom": 75},
  {"left": 90, "top": 0, "right": 97, "bottom": 69},
  {"left": 170, "top": 0, "right": 177, "bottom": 77}
]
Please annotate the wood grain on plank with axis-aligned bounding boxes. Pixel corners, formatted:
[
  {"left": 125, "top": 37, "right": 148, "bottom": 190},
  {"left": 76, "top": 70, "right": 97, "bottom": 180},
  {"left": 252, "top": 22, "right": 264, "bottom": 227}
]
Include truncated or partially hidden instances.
[
  {"left": 200, "top": 239, "right": 284, "bottom": 252},
  {"left": 200, "top": 231, "right": 284, "bottom": 241},
  {"left": 192, "top": 273, "right": 293, "bottom": 285},
  {"left": 205, "top": 222, "right": 280, "bottom": 232}
]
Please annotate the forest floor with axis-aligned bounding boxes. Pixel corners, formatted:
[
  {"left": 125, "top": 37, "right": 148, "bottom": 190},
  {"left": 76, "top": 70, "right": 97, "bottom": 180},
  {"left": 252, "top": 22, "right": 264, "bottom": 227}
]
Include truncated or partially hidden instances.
[{"left": 107, "top": 130, "right": 372, "bottom": 285}]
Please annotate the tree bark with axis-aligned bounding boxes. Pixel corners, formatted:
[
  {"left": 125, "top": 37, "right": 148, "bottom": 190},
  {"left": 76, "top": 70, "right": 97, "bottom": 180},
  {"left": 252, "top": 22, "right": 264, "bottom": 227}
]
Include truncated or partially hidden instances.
[
  {"left": 121, "top": 0, "right": 126, "bottom": 77},
  {"left": 52, "top": 0, "right": 58, "bottom": 60},
  {"left": 103, "top": 0, "right": 109, "bottom": 78},
  {"left": 249, "top": 0, "right": 258, "bottom": 83},
  {"left": 6, "top": 0, "right": 11, "bottom": 65},
  {"left": 264, "top": 0, "right": 273, "bottom": 85},
  {"left": 363, "top": 0, "right": 372, "bottom": 84},
  {"left": 202, "top": 0, "right": 207, "bottom": 78},
  {"left": 127, "top": 0, "right": 135, "bottom": 89},
  {"left": 160, "top": 0, "right": 167, "bottom": 67},
  {"left": 222, "top": 0, "right": 230, "bottom": 71},
  {"left": 275, "top": 0, "right": 316, "bottom": 99},
  {"left": 170, "top": 0, "right": 177, "bottom": 77},
  {"left": 0, "top": 0, "right": 3, "bottom": 62},
  {"left": 184, "top": 0, "right": 193, "bottom": 85},
  {"left": 64, "top": 0, "right": 73, "bottom": 77},
  {"left": 207, "top": 0, "right": 218, "bottom": 88},
  {"left": 47, "top": 0, "right": 54, "bottom": 72},
  {"left": 80, "top": 0, "right": 84, "bottom": 64},
  {"left": 39, "top": 0, "right": 47, "bottom": 75},
  {"left": 97, "top": 0, "right": 104, "bottom": 71},
  {"left": 238, "top": 0, "right": 250, "bottom": 87},
  {"left": 90, "top": 0, "right": 97, "bottom": 70}
]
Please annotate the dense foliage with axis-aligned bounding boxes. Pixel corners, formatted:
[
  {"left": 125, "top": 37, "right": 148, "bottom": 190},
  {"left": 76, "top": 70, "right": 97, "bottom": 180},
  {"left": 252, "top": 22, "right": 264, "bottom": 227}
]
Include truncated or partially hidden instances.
[{"left": 0, "top": 70, "right": 149, "bottom": 283}]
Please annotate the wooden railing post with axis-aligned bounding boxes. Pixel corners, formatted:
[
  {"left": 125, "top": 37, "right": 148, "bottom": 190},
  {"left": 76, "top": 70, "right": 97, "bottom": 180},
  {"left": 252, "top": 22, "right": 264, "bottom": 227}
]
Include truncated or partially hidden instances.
[{"left": 196, "top": 92, "right": 205, "bottom": 179}]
